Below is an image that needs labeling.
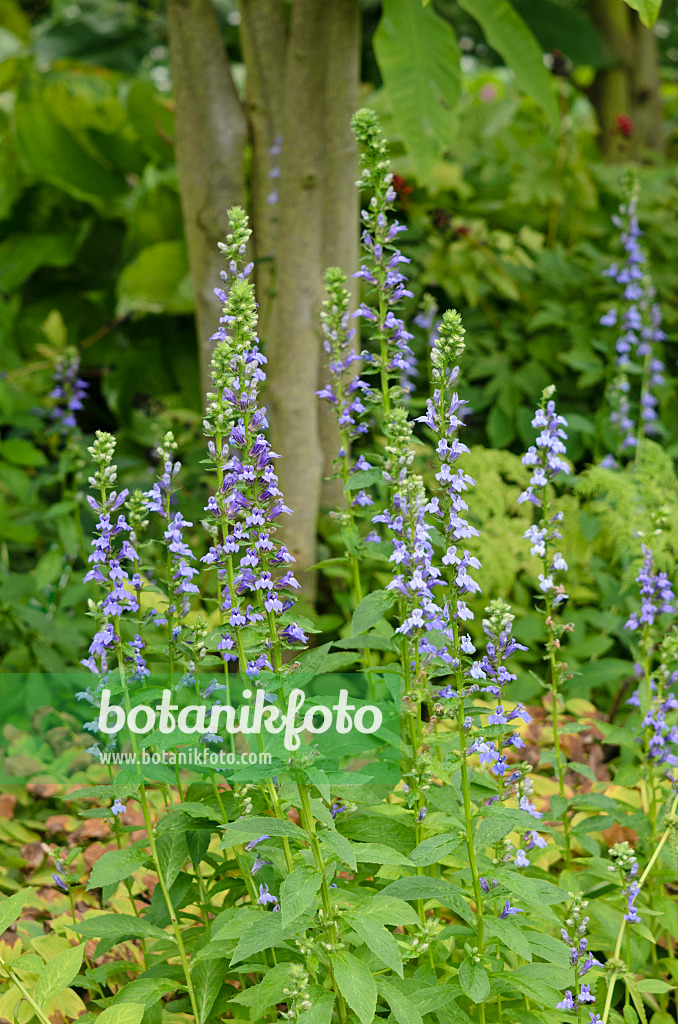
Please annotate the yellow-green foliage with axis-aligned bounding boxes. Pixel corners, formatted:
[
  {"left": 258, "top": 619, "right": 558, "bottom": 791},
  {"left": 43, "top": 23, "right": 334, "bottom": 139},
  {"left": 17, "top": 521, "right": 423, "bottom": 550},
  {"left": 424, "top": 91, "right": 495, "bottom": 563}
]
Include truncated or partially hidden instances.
[{"left": 577, "top": 440, "right": 678, "bottom": 587}]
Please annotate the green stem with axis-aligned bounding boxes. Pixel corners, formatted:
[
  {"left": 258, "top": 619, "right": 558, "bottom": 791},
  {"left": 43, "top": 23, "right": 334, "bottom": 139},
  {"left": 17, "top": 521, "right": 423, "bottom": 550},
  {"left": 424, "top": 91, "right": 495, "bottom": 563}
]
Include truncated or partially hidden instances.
[
  {"left": 115, "top": 649, "right": 201, "bottom": 1022},
  {"left": 601, "top": 791, "right": 678, "bottom": 1023},
  {"left": 0, "top": 960, "right": 53, "bottom": 1024},
  {"left": 296, "top": 782, "right": 348, "bottom": 1024}
]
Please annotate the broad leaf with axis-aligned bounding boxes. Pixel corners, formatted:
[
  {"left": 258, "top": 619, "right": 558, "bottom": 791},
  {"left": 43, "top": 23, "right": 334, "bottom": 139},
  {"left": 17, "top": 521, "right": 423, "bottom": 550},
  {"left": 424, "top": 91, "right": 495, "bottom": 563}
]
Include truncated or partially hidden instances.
[
  {"left": 87, "top": 848, "right": 148, "bottom": 891},
  {"left": 331, "top": 950, "right": 377, "bottom": 1024},
  {"left": 35, "top": 943, "right": 84, "bottom": 1006},
  {"left": 280, "top": 865, "right": 322, "bottom": 928},
  {"left": 320, "top": 828, "right": 358, "bottom": 871},
  {"left": 230, "top": 914, "right": 285, "bottom": 965},
  {"left": 345, "top": 915, "right": 403, "bottom": 977},
  {"left": 96, "top": 1005, "right": 146, "bottom": 1024},
  {"left": 458, "top": 958, "right": 490, "bottom": 1003},
  {"left": 622, "top": 0, "right": 662, "bottom": 28},
  {"left": 374, "top": 0, "right": 461, "bottom": 181},
  {"left": 351, "top": 589, "right": 397, "bottom": 636},
  {"left": 0, "top": 890, "right": 29, "bottom": 935},
  {"left": 456, "top": 0, "right": 559, "bottom": 127},
  {"left": 378, "top": 979, "right": 423, "bottom": 1024}
]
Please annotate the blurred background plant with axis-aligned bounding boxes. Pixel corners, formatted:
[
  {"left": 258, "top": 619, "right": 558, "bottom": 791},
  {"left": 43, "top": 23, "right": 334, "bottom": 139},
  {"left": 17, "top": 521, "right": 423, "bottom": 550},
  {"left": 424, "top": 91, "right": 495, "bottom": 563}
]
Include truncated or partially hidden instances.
[{"left": 0, "top": 0, "right": 677, "bottom": 709}]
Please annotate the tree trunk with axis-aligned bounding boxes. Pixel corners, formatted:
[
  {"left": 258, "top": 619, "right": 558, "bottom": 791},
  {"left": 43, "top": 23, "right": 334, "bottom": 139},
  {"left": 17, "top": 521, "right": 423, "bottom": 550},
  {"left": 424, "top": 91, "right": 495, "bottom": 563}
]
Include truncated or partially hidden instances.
[
  {"left": 167, "top": 0, "right": 249, "bottom": 398},
  {"left": 588, "top": 0, "right": 663, "bottom": 160},
  {"left": 239, "top": 0, "right": 286, "bottom": 340},
  {"left": 264, "top": 0, "right": 329, "bottom": 600}
]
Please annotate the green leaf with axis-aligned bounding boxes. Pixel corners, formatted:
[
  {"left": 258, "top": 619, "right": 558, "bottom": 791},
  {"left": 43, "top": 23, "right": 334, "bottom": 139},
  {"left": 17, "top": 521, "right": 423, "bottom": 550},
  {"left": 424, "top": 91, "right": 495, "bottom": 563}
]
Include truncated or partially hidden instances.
[
  {"left": 280, "top": 865, "right": 322, "bottom": 929},
  {"left": 230, "top": 914, "right": 285, "bottom": 965},
  {"left": 409, "top": 834, "right": 462, "bottom": 866},
  {"left": 331, "top": 950, "right": 377, "bottom": 1024},
  {"left": 374, "top": 0, "right": 461, "bottom": 181},
  {"left": 636, "top": 979, "right": 674, "bottom": 993},
  {"left": 622, "top": 0, "right": 662, "bottom": 28},
  {"left": 485, "top": 916, "right": 532, "bottom": 961},
  {"left": 568, "top": 761, "right": 598, "bottom": 783},
  {"left": 455, "top": 0, "right": 559, "bottom": 127},
  {"left": 74, "top": 913, "right": 172, "bottom": 946},
  {"left": 0, "top": 889, "right": 29, "bottom": 934},
  {"left": 112, "top": 978, "right": 176, "bottom": 1007},
  {"left": 352, "top": 843, "right": 413, "bottom": 867},
  {"left": 378, "top": 979, "right": 424, "bottom": 1024},
  {"left": 0, "top": 439, "right": 47, "bottom": 467},
  {"left": 378, "top": 876, "right": 464, "bottom": 904},
  {"left": 15, "top": 96, "right": 127, "bottom": 205},
  {"left": 458, "top": 958, "right": 490, "bottom": 1002},
  {"left": 35, "top": 943, "right": 85, "bottom": 1007},
  {"left": 495, "top": 868, "right": 568, "bottom": 905},
  {"left": 116, "top": 240, "right": 194, "bottom": 316},
  {"left": 353, "top": 896, "right": 421, "bottom": 927},
  {"left": 220, "top": 816, "right": 305, "bottom": 846},
  {"left": 231, "top": 961, "right": 292, "bottom": 1012},
  {"left": 192, "top": 958, "right": 227, "bottom": 1024},
  {"left": 345, "top": 915, "right": 403, "bottom": 977},
  {"left": 0, "top": 231, "right": 89, "bottom": 292},
  {"left": 475, "top": 807, "right": 549, "bottom": 850},
  {"left": 351, "top": 589, "right": 397, "bottom": 635},
  {"left": 297, "top": 989, "right": 335, "bottom": 1024},
  {"left": 320, "top": 828, "right": 358, "bottom": 871},
  {"left": 624, "top": 1007, "right": 639, "bottom": 1024},
  {"left": 96, "top": 1005, "right": 147, "bottom": 1024},
  {"left": 86, "top": 848, "right": 148, "bottom": 891}
]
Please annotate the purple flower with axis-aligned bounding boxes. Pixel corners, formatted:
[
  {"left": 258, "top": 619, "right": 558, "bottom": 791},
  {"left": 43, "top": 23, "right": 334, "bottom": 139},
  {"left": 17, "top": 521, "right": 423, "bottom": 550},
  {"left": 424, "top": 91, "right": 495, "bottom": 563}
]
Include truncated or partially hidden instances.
[
  {"left": 579, "top": 984, "right": 595, "bottom": 1003},
  {"left": 257, "top": 883, "right": 279, "bottom": 909},
  {"left": 499, "top": 900, "right": 523, "bottom": 919},
  {"left": 111, "top": 799, "right": 126, "bottom": 816},
  {"left": 556, "top": 991, "right": 575, "bottom": 1011},
  {"left": 52, "top": 873, "right": 69, "bottom": 893},
  {"left": 330, "top": 803, "right": 347, "bottom": 820},
  {"left": 514, "top": 849, "right": 529, "bottom": 868}
]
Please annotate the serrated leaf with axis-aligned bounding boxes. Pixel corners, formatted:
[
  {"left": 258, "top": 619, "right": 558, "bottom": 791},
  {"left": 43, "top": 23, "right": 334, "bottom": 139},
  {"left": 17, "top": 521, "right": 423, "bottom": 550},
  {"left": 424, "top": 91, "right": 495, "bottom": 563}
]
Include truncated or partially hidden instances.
[
  {"left": 96, "top": 1004, "right": 147, "bottom": 1024},
  {"left": 87, "top": 848, "right": 148, "bottom": 890},
  {"left": 0, "top": 890, "right": 29, "bottom": 935},
  {"left": 495, "top": 868, "right": 568, "bottom": 905},
  {"left": 320, "top": 828, "right": 358, "bottom": 871},
  {"left": 458, "top": 958, "right": 490, "bottom": 1002},
  {"left": 351, "top": 589, "right": 397, "bottom": 635},
  {"left": 220, "top": 816, "right": 305, "bottom": 846},
  {"left": 331, "top": 950, "right": 377, "bottom": 1024},
  {"left": 352, "top": 843, "right": 413, "bottom": 867},
  {"left": 74, "top": 913, "right": 173, "bottom": 947},
  {"left": 112, "top": 978, "right": 176, "bottom": 1007},
  {"left": 378, "top": 979, "right": 423, "bottom": 1024},
  {"left": 280, "top": 865, "right": 322, "bottom": 929},
  {"left": 297, "top": 988, "right": 335, "bottom": 1024},
  {"left": 193, "top": 958, "right": 227, "bottom": 1024},
  {"left": 230, "top": 914, "right": 285, "bottom": 965},
  {"left": 409, "top": 834, "right": 462, "bottom": 866},
  {"left": 35, "top": 944, "right": 85, "bottom": 1007},
  {"left": 485, "top": 916, "right": 532, "bottom": 961},
  {"left": 345, "top": 915, "right": 403, "bottom": 977},
  {"left": 353, "top": 896, "right": 421, "bottom": 927}
]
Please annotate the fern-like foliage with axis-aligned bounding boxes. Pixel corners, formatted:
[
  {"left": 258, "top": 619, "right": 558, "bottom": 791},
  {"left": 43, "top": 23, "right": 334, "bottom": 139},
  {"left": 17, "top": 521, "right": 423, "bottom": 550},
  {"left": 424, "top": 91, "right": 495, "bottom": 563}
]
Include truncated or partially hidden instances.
[{"left": 577, "top": 440, "right": 678, "bottom": 588}]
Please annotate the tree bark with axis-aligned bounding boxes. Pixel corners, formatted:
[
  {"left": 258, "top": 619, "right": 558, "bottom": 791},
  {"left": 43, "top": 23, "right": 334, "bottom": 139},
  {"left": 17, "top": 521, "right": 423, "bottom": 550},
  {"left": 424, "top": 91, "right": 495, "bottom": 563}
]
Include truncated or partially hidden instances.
[
  {"left": 167, "top": 0, "right": 249, "bottom": 398},
  {"left": 239, "top": 0, "right": 286, "bottom": 339},
  {"left": 588, "top": 0, "right": 663, "bottom": 160},
  {"left": 264, "top": 0, "right": 330, "bottom": 600}
]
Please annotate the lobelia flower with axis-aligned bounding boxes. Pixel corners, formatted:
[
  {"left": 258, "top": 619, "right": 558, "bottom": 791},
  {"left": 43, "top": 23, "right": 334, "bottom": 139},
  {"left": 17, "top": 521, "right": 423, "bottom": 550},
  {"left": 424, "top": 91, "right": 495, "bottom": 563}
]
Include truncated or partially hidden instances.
[
  {"left": 111, "top": 799, "right": 126, "bottom": 816},
  {"left": 203, "top": 207, "right": 308, "bottom": 682},
  {"left": 351, "top": 108, "right": 416, "bottom": 412},
  {"left": 81, "top": 433, "right": 138, "bottom": 677},
  {"left": 499, "top": 900, "right": 523, "bottom": 919},
  {"left": 599, "top": 182, "right": 667, "bottom": 464},
  {"left": 257, "top": 883, "right": 279, "bottom": 910},
  {"left": 624, "top": 545, "right": 675, "bottom": 632},
  {"left": 48, "top": 349, "right": 89, "bottom": 434}
]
